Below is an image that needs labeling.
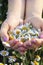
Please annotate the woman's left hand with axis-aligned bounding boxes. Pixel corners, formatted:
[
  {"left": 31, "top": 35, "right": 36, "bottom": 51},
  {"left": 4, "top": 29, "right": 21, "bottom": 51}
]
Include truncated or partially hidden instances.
[{"left": 23, "top": 16, "right": 43, "bottom": 49}]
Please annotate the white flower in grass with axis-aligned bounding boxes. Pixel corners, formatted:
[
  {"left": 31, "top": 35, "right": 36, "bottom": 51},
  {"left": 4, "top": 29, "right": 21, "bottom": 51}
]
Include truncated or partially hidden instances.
[
  {"left": 35, "top": 55, "right": 41, "bottom": 61},
  {"left": 0, "top": 3, "right": 2, "bottom": 6},
  {"left": 0, "top": 50, "right": 9, "bottom": 56},
  {"left": 31, "top": 61, "right": 34, "bottom": 65},
  {"left": 12, "top": 51, "right": 15, "bottom": 55},
  {"left": 31, "top": 61, "right": 39, "bottom": 65},
  {"left": 8, "top": 56, "right": 16, "bottom": 63}
]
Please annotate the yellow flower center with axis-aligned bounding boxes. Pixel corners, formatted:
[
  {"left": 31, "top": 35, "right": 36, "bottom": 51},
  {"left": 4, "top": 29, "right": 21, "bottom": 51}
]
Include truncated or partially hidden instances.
[
  {"left": 2, "top": 51, "right": 6, "bottom": 55},
  {"left": 34, "top": 61, "right": 39, "bottom": 65},
  {"left": 20, "top": 37, "right": 26, "bottom": 42},
  {"left": 16, "top": 30, "right": 21, "bottom": 34},
  {"left": 9, "top": 35, "right": 14, "bottom": 40},
  {"left": 22, "top": 26, "right": 29, "bottom": 30},
  {"left": 36, "top": 55, "right": 40, "bottom": 59}
]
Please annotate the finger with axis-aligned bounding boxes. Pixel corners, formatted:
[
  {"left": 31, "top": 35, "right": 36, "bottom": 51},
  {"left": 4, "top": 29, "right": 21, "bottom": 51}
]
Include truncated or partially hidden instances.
[
  {"left": 1, "top": 31, "right": 9, "bottom": 42},
  {"left": 31, "top": 38, "right": 43, "bottom": 47},
  {"left": 24, "top": 40, "right": 33, "bottom": 49},
  {"left": 9, "top": 39, "right": 19, "bottom": 47},
  {"left": 1, "top": 22, "right": 9, "bottom": 41},
  {"left": 12, "top": 42, "right": 23, "bottom": 49},
  {"left": 18, "top": 50, "right": 26, "bottom": 55},
  {"left": 39, "top": 31, "right": 43, "bottom": 38},
  {"left": 16, "top": 47, "right": 26, "bottom": 55}
]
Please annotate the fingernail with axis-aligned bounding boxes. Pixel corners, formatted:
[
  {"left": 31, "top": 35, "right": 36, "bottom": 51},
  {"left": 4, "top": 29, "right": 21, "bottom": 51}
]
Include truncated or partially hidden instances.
[
  {"left": 31, "top": 40, "right": 36, "bottom": 44},
  {"left": 14, "top": 39, "right": 19, "bottom": 44},
  {"left": 38, "top": 35, "right": 43, "bottom": 38},
  {"left": 4, "top": 37, "right": 8, "bottom": 41}
]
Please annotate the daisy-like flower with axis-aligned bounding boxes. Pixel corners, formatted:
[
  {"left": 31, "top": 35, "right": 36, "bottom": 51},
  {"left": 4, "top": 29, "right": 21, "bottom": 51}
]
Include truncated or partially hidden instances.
[
  {"left": 14, "top": 29, "right": 21, "bottom": 35},
  {"left": 8, "top": 31, "right": 15, "bottom": 40},
  {"left": 9, "top": 34, "right": 15, "bottom": 40},
  {"left": 35, "top": 55, "right": 41, "bottom": 61},
  {"left": 34, "top": 61, "right": 39, "bottom": 65},
  {"left": 12, "top": 51, "right": 16, "bottom": 55},
  {"left": 8, "top": 56, "right": 16, "bottom": 63},
  {"left": 20, "top": 37, "right": 26, "bottom": 43},
  {"left": 31, "top": 61, "right": 34, "bottom": 65},
  {"left": 22, "top": 26, "right": 29, "bottom": 33},
  {"left": 0, "top": 63, "right": 4, "bottom": 65},
  {"left": 0, "top": 50, "right": 9, "bottom": 56},
  {"left": 31, "top": 61, "right": 39, "bottom": 65}
]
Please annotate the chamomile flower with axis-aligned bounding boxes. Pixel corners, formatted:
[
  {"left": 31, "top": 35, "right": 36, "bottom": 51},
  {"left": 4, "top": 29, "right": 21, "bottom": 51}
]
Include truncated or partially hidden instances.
[
  {"left": 0, "top": 50, "right": 9, "bottom": 56},
  {"left": 12, "top": 51, "right": 16, "bottom": 55},
  {"left": 14, "top": 29, "right": 21, "bottom": 35},
  {"left": 31, "top": 61, "right": 39, "bottom": 65},
  {"left": 8, "top": 56, "right": 16, "bottom": 63},
  {"left": 35, "top": 55, "right": 41, "bottom": 61},
  {"left": 31, "top": 61, "right": 34, "bottom": 65},
  {"left": 22, "top": 25, "right": 29, "bottom": 31},
  {"left": 9, "top": 34, "right": 15, "bottom": 40},
  {"left": 34, "top": 61, "right": 39, "bottom": 65},
  {"left": 20, "top": 37, "right": 26, "bottom": 42}
]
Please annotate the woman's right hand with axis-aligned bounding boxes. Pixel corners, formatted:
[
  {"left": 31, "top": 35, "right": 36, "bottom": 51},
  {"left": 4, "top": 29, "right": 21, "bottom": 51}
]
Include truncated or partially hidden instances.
[
  {"left": 0, "top": 19, "right": 10, "bottom": 41},
  {"left": 0, "top": 18, "right": 26, "bottom": 55},
  {"left": 0, "top": 16, "right": 20, "bottom": 41}
]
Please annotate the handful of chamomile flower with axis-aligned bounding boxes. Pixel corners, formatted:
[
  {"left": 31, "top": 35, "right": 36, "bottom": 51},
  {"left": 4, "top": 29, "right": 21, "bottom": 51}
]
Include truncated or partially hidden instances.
[
  {"left": 12, "top": 23, "right": 40, "bottom": 42},
  {"left": 2, "top": 22, "right": 41, "bottom": 48}
]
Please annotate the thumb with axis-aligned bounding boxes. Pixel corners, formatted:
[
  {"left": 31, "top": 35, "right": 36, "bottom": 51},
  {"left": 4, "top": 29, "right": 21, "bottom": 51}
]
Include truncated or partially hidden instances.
[{"left": 1, "top": 32, "right": 9, "bottom": 42}]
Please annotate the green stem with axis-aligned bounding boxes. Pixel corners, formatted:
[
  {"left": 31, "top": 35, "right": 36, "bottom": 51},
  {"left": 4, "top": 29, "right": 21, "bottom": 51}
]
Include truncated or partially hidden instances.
[
  {"left": 12, "top": 62, "right": 14, "bottom": 65},
  {"left": 3, "top": 56, "right": 6, "bottom": 65},
  {"left": 22, "top": 53, "right": 27, "bottom": 65}
]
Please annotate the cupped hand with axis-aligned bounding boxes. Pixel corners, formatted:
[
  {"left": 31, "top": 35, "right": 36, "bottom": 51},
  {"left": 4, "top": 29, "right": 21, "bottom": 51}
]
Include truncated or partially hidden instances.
[
  {"left": 9, "top": 39, "right": 27, "bottom": 55},
  {"left": 23, "top": 16, "right": 43, "bottom": 49},
  {"left": 0, "top": 17, "right": 22, "bottom": 41}
]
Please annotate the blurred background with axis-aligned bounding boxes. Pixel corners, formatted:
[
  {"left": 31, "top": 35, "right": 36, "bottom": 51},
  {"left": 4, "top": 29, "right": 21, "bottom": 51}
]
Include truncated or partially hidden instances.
[{"left": 0, "top": 0, "right": 8, "bottom": 51}]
